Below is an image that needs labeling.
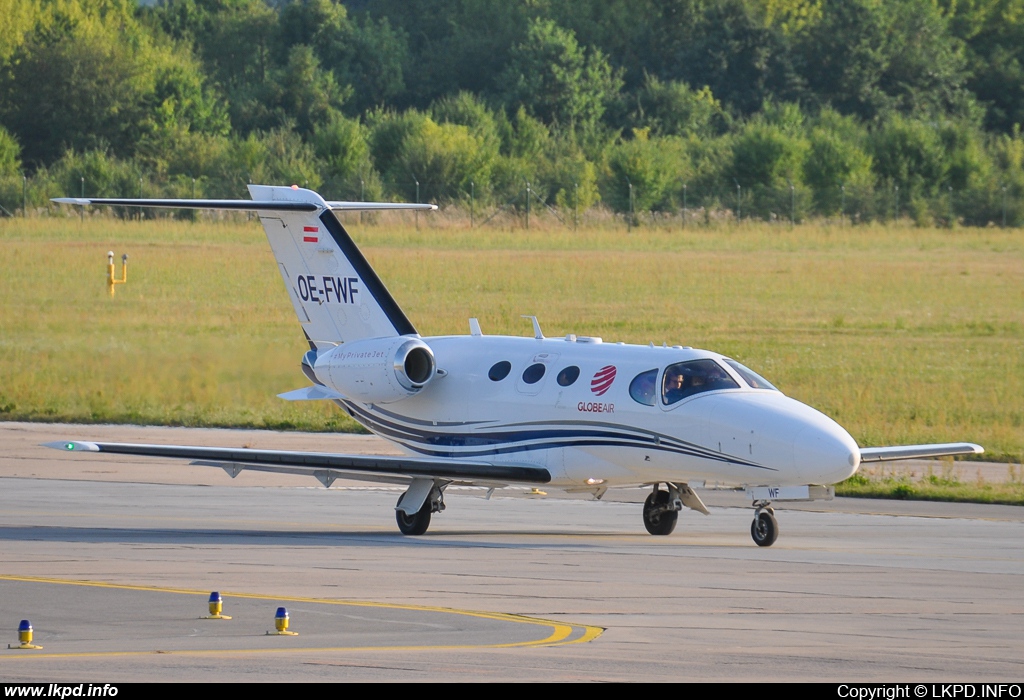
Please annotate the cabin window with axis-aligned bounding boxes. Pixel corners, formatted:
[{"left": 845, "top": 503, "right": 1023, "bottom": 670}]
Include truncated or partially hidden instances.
[
  {"left": 522, "top": 363, "right": 546, "bottom": 384},
  {"left": 662, "top": 359, "right": 739, "bottom": 405},
  {"left": 556, "top": 366, "right": 580, "bottom": 386},
  {"left": 488, "top": 361, "right": 512, "bottom": 381},
  {"left": 724, "top": 359, "right": 779, "bottom": 391},
  {"left": 629, "top": 369, "right": 658, "bottom": 406}
]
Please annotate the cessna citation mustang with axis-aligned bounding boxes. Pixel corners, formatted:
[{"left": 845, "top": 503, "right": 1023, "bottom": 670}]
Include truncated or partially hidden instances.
[{"left": 48, "top": 186, "right": 982, "bottom": 546}]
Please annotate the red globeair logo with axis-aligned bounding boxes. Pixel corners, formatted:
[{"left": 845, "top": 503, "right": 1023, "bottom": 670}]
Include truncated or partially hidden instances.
[{"left": 591, "top": 365, "right": 617, "bottom": 396}]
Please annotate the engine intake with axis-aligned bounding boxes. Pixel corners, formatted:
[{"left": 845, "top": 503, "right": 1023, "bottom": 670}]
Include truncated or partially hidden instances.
[{"left": 313, "top": 336, "right": 436, "bottom": 404}]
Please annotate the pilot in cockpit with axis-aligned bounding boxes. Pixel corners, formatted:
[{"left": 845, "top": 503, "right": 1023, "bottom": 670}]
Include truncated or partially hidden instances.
[{"left": 663, "top": 367, "right": 687, "bottom": 403}]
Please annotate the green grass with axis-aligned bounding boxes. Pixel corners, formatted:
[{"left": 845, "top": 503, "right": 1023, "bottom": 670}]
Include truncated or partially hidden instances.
[
  {"left": 1, "top": 215, "right": 1022, "bottom": 469},
  {"left": 837, "top": 465, "right": 1024, "bottom": 505}
]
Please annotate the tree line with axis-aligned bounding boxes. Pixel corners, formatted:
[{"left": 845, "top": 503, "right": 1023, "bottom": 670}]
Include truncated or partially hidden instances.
[{"left": 0, "top": 0, "right": 1022, "bottom": 225}]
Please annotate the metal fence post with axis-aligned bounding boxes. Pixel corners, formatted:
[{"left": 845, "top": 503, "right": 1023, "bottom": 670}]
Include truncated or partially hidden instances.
[
  {"left": 626, "top": 179, "right": 632, "bottom": 233},
  {"left": 788, "top": 180, "right": 795, "bottom": 226},
  {"left": 573, "top": 181, "right": 578, "bottom": 231},
  {"left": 1002, "top": 185, "right": 1007, "bottom": 227},
  {"left": 733, "top": 179, "right": 741, "bottom": 222},
  {"left": 840, "top": 184, "right": 845, "bottom": 226},
  {"left": 525, "top": 181, "right": 530, "bottom": 229},
  {"left": 948, "top": 186, "right": 954, "bottom": 228},
  {"left": 682, "top": 183, "right": 687, "bottom": 230}
]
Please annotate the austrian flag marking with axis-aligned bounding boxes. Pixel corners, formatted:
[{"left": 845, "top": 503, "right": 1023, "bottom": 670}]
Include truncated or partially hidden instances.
[
  {"left": 591, "top": 365, "right": 617, "bottom": 396},
  {"left": 302, "top": 225, "right": 319, "bottom": 243}
]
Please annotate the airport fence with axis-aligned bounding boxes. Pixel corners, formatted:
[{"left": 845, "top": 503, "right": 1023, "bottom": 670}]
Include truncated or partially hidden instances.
[{"left": 1, "top": 171, "right": 1021, "bottom": 229}]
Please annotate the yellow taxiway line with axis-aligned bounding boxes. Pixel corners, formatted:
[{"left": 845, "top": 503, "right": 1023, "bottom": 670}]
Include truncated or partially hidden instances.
[{"left": 0, "top": 574, "right": 603, "bottom": 659}]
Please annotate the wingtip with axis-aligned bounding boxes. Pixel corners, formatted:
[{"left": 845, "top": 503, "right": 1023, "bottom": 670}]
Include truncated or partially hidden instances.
[{"left": 42, "top": 440, "right": 100, "bottom": 452}]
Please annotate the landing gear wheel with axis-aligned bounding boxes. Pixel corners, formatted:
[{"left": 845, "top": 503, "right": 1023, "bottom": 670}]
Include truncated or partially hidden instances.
[
  {"left": 396, "top": 493, "right": 431, "bottom": 536},
  {"left": 750, "top": 511, "right": 779, "bottom": 547},
  {"left": 643, "top": 490, "right": 678, "bottom": 536}
]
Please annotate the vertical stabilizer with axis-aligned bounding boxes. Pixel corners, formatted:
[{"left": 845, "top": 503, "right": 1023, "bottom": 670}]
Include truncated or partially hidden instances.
[{"left": 248, "top": 185, "right": 417, "bottom": 348}]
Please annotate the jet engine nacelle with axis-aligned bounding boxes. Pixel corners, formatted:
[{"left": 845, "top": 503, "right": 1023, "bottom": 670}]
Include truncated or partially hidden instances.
[{"left": 314, "top": 336, "right": 436, "bottom": 404}]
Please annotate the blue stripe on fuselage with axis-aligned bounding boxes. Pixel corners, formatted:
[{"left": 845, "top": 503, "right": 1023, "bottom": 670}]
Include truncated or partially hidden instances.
[{"left": 339, "top": 400, "right": 775, "bottom": 471}]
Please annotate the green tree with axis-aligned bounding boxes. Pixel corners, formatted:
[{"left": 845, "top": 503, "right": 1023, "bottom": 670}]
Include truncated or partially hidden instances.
[
  {"left": 0, "top": 125, "right": 22, "bottom": 177},
  {"left": 0, "top": 13, "right": 223, "bottom": 167},
  {"left": 628, "top": 75, "right": 730, "bottom": 138},
  {"left": 500, "top": 18, "right": 622, "bottom": 138},
  {"left": 802, "top": 109, "right": 874, "bottom": 214},
  {"left": 649, "top": 0, "right": 804, "bottom": 116},
  {"left": 799, "top": 0, "right": 971, "bottom": 120},
  {"left": 604, "top": 129, "right": 689, "bottom": 213},
  {"left": 870, "top": 114, "right": 948, "bottom": 200},
  {"left": 311, "top": 111, "right": 377, "bottom": 200},
  {"left": 730, "top": 120, "right": 808, "bottom": 189}
]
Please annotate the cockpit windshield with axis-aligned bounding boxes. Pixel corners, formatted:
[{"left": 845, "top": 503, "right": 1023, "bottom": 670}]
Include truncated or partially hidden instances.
[
  {"left": 662, "top": 359, "right": 739, "bottom": 405},
  {"left": 724, "top": 359, "right": 779, "bottom": 391}
]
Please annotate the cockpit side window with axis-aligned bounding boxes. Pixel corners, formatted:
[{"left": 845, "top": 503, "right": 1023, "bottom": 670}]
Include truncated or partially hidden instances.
[
  {"left": 724, "top": 359, "right": 779, "bottom": 391},
  {"left": 629, "top": 369, "right": 658, "bottom": 406},
  {"left": 662, "top": 359, "right": 739, "bottom": 405}
]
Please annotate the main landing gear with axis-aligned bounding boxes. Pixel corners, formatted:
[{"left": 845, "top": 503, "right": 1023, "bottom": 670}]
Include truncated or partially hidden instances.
[
  {"left": 643, "top": 488, "right": 679, "bottom": 535},
  {"left": 642, "top": 483, "right": 709, "bottom": 536},
  {"left": 395, "top": 480, "right": 446, "bottom": 536},
  {"left": 750, "top": 500, "right": 778, "bottom": 547}
]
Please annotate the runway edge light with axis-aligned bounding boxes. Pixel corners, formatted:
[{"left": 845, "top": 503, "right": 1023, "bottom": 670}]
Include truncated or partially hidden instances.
[
  {"left": 9, "top": 619, "right": 42, "bottom": 649},
  {"left": 201, "top": 591, "right": 231, "bottom": 620},
  {"left": 267, "top": 607, "right": 297, "bottom": 636}
]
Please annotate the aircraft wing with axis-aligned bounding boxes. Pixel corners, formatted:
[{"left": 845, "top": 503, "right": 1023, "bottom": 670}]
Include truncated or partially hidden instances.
[
  {"left": 43, "top": 440, "right": 550, "bottom": 488},
  {"left": 859, "top": 443, "right": 983, "bottom": 463}
]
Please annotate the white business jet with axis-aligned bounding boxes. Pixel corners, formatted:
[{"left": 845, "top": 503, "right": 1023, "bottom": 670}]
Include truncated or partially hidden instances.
[{"left": 48, "top": 186, "right": 982, "bottom": 546}]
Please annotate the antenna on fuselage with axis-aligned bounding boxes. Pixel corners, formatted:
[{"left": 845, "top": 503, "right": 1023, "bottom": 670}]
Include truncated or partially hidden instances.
[{"left": 521, "top": 315, "right": 544, "bottom": 339}]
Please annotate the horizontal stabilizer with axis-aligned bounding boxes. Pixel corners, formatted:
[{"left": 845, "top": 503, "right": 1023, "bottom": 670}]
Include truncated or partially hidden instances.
[
  {"left": 43, "top": 440, "right": 550, "bottom": 484},
  {"left": 326, "top": 201, "right": 436, "bottom": 211},
  {"left": 52, "top": 197, "right": 437, "bottom": 213},
  {"left": 277, "top": 386, "right": 345, "bottom": 401},
  {"left": 859, "top": 443, "right": 984, "bottom": 462},
  {"left": 52, "top": 197, "right": 320, "bottom": 212}
]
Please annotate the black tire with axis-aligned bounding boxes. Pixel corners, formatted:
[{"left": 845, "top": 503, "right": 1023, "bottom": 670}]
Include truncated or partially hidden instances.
[
  {"left": 750, "top": 511, "right": 779, "bottom": 547},
  {"left": 643, "top": 490, "right": 678, "bottom": 536},
  {"left": 395, "top": 493, "right": 431, "bottom": 536}
]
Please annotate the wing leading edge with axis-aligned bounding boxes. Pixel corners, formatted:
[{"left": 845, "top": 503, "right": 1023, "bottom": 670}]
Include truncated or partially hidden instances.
[
  {"left": 43, "top": 440, "right": 550, "bottom": 487},
  {"left": 859, "top": 442, "right": 983, "bottom": 463}
]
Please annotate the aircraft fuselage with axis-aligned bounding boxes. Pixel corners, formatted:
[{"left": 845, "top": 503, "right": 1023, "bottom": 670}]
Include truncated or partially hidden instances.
[{"left": 335, "top": 334, "right": 861, "bottom": 492}]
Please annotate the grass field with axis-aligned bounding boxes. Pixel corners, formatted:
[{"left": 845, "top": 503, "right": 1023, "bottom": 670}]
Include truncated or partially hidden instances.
[{"left": 1, "top": 213, "right": 1022, "bottom": 471}]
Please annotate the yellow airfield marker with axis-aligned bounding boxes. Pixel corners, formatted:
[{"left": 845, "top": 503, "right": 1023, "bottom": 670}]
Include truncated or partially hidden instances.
[
  {"left": 200, "top": 592, "right": 231, "bottom": 620},
  {"left": 267, "top": 607, "right": 297, "bottom": 636},
  {"left": 9, "top": 620, "right": 42, "bottom": 650},
  {"left": 106, "top": 251, "right": 127, "bottom": 297}
]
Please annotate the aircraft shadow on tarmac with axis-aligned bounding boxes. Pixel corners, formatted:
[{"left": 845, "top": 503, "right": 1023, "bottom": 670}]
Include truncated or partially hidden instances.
[{"left": 0, "top": 524, "right": 711, "bottom": 549}]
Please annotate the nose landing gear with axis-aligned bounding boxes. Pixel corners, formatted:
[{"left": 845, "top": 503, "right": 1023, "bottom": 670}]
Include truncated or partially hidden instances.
[{"left": 750, "top": 501, "right": 778, "bottom": 547}]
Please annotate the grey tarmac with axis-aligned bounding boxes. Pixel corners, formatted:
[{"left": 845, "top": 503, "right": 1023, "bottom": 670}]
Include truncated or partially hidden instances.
[{"left": 0, "top": 422, "right": 1022, "bottom": 682}]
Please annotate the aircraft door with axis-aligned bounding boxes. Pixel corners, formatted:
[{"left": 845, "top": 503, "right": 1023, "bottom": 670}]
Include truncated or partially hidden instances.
[{"left": 515, "top": 352, "right": 558, "bottom": 396}]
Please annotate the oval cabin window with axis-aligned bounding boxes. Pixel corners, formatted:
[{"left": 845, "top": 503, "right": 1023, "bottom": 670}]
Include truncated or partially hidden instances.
[{"left": 488, "top": 361, "right": 512, "bottom": 381}]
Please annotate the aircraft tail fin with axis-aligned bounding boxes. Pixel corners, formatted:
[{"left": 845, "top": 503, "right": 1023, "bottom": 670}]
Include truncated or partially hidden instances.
[
  {"left": 53, "top": 186, "right": 435, "bottom": 349},
  {"left": 246, "top": 185, "right": 417, "bottom": 348}
]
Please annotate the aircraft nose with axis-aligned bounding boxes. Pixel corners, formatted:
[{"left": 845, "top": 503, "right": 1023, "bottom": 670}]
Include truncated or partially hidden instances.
[
  {"left": 700, "top": 392, "right": 859, "bottom": 484},
  {"left": 792, "top": 419, "right": 860, "bottom": 483}
]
